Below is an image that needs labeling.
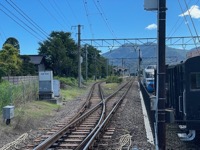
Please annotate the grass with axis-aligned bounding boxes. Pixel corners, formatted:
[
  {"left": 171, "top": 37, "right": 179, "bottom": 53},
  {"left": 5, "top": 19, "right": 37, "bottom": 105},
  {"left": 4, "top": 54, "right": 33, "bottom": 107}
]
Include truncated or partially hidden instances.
[
  {"left": 16, "top": 101, "right": 60, "bottom": 118},
  {"left": 101, "top": 82, "right": 120, "bottom": 95},
  {"left": 61, "top": 82, "right": 93, "bottom": 101}
]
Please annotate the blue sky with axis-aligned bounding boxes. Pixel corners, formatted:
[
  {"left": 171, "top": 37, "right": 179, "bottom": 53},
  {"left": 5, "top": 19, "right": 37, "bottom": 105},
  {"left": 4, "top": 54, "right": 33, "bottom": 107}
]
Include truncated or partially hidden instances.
[{"left": 0, "top": 0, "right": 200, "bottom": 54}]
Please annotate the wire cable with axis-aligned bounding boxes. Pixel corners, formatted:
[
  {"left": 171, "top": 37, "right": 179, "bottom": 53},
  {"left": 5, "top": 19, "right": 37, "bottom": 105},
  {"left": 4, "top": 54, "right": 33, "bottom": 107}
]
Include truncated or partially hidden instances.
[
  {"left": 51, "top": 0, "right": 71, "bottom": 29},
  {"left": 183, "top": 0, "right": 200, "bottom": 43},
  {"left": 83, "top": 0, "right": 95, "bottom": 38},
  {"left": 38, "top": 0, "right": 66, "bottom": 30},
  {"left": 0, "top": 4, "right": 43, "bottom": 41},
  {"left": 93, "top": 0, "right": 117, "bottom": 38},
  {"left": 178, "top": 0, "right": 198, "bottom": 49},
  {"left": 5, "top": 0, "right": 49, "bottom": 38},
  {"left": 65, "top": 0, "right": 79, "bottom": 24}
]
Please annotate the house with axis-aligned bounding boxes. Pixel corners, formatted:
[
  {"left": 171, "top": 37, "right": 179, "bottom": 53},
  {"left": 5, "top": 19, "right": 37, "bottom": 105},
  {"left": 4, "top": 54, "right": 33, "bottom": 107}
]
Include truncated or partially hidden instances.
[
  {"left": 20, "top": 55, "right": 46, "bottom": 73},
  {"left": 28, "top": 55, "right": 46, "bottom": 71}
]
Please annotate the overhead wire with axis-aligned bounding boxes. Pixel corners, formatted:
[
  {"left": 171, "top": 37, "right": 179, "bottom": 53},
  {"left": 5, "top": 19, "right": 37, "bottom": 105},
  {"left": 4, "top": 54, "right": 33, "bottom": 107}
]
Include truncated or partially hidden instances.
[
  {"left": 5, "top": 0, "right": 49, "bottom": 38},
  {"left": 0, "top": 2, "right": 43, "bottom": 41},
  {"left": 178, "top": 0, "right": 198, "bottom": 49},
  {"left": 65, "top": 0, "right": 79, "bottom": 24},
  {"left": 167, "top": 0, "right": 193, "bottom": 38},
  {"left": 38, "top": 0, "right": 66, "bottom": 30},
  {"left": 183, "top": 0, "right": 200, "bottom": 43},
  {"left": 83, "top": 0, "right": 95, "bottom": 38},
  {"left": 93, "top": 0, "right": 117, "bottom": 38},
  {"left": 50, "top": 0, "right": 71, "bottom": 30}
]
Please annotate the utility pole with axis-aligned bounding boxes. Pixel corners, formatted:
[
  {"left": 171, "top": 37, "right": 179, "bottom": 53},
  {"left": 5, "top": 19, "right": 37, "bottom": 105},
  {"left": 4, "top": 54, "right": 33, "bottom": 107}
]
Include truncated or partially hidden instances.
[
  {"left": 106, "top": 59, "right": 108, "bottom": 77},
  {"left": 94, "top": 51, "right": 97, "bottom": 81},
  {"left": 122, "top": 58, "right": 124, "bottom": 77},
  {"left": 85, "top": 45, "right": 88, "bottom": 82},
  {"left": 138, "top": 48, "right": 141, "bottom": 80},
  {"left": 144, "top": 0, "right": 167, "bottom": 149},
  {"left": 157, "top": 0, "right": 166, "bottom": 149},
  {"left": 78, "top": 24, "right": 81, "bottom": 88}
]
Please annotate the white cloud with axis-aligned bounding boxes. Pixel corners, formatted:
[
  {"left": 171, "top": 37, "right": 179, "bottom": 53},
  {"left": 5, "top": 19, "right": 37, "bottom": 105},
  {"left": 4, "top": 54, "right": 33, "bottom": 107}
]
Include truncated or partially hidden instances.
[
  {"left": 179, "top": 5, "right": 200, "bottom": 19},
  {"left": 145, "top": 23, "right": 157, "bottom": 30}
]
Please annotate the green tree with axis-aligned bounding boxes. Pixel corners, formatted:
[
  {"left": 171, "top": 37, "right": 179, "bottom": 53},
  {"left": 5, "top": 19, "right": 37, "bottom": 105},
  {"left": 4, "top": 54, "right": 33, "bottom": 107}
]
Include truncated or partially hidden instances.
[
  {"left": 0, "top": 44, "right": 22, "bottom": 76},
  {"left": 3, "top": 37, "right": 20, "bottom": 53},
  {"left": 20, "top": 55, "right": 36, "bottom": 75},
  {"left": 38, "top": 31, "right": 78, "bottom": 77},
  {"left": 82, "top": 45, "right": 107, "bottom": 79}
]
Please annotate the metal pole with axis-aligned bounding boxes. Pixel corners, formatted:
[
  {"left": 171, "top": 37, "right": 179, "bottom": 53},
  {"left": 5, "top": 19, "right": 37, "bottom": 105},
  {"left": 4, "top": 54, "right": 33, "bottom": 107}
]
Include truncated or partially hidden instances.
[
  {"left": 106, "top": 59, "right": 108, "bottom": 77},
  {"left": 138, "top": 48, "right": 141, "bottom": 81},
  {"left": 122, "top": 58, "right": 124, "bottom": 77},
  {"left": 78, "top": 25, "right": 81, "bottom": 88},
  {"left": 85, "top": 45, "right": 88, "bottom": 82},
  {"left": 157, "top": 0, "right": 166, "bottom": 149},
  {"left": 95, "top": 51, "right": 97, "bottom": 81}
]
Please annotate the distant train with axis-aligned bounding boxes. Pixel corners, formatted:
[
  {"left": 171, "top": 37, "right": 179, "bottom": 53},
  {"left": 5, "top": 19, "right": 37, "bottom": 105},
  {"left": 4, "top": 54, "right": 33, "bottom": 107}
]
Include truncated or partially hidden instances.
[
  {"left": 143, "top": 65, "right": 156, "bottom": 93},
  {"left": 165, "top": 56, "right": 200, "bottom": 141}
]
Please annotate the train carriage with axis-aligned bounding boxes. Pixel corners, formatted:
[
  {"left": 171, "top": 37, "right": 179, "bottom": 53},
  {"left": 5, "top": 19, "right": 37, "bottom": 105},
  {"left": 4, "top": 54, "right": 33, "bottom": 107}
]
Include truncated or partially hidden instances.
[
  {"left": 166, "top": 56, "right": 200, "bottom": 140},
  {"left": 143, "top": 65, "right": 156, "bottom": 93}
]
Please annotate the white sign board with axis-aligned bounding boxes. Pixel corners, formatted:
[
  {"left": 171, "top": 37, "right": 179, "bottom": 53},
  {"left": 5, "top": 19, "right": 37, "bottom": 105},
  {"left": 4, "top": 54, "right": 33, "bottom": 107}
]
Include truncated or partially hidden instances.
[
  {"left": 144, "top": 0, "right": 158, "bottom": 10},
  {"left": 39, "top": 71, "right": 53, "bottom": 81}
]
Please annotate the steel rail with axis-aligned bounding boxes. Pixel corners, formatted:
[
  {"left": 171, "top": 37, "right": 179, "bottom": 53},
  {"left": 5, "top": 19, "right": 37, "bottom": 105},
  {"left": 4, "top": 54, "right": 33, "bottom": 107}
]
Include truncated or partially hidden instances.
[
  {"left": 74, "top": 82, "right": 107, "bottom": 149},
  {"left": 33, "top": 79, "right": 131, "bottom": 150},
  {"left": 83, "top": 79, "right": 134, "bottom": 150},
  {"left": 33, "top": 82, "right": 104, "bottom": 150}
]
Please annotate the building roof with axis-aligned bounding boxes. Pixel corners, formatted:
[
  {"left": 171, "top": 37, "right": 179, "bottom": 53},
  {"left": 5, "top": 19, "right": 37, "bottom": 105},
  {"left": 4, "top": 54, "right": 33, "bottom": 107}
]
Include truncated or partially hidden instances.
[{"left": 28, "top": 55, "right": 45, "bottom": 65}]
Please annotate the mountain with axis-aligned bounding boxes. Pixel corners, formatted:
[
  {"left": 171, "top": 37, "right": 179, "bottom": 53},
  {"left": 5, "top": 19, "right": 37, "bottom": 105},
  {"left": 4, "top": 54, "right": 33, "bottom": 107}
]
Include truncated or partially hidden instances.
[{"left": 102, "top": 43, "right": 188, "bottom": 74}]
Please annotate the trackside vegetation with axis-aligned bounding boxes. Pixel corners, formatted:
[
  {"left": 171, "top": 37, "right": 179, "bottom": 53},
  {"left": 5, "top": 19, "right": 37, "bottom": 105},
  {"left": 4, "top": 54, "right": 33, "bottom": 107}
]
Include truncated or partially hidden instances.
[
  {"left": 0, "top": 80, "right": 38, "bottom": 114},
  {"left": 105, "top": 76, "right": 123, "bottom": 83}
]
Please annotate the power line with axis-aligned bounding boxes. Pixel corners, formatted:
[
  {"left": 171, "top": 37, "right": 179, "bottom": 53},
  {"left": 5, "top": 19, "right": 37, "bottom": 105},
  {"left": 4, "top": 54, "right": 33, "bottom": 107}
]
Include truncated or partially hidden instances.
[
  {"left": 178, "top": 0, "right": 198, "bottom": 49},
  {"left": 65, "top": 0, "right": 79, "bottom": 24},
  {"left": 183, "top": 0, "right": 200, "bottom": 43},
  {"left": 167, "top": 0, "right": 199, "bottom": 38},
  {"left": 83, "top": 0, "right": 95, "bottom": 38},
  {"left": 51, "top": 0, "right": 71, "bottom": 30},
  {"left": 93, "top": 0, "right": 117, "bottom": 38},
  {"left": 0, "top": 3, "right": 43, "bottom": 41},
  {"left": 5, "top": 0, "right": 49, "bottom": 38},
  {"left": 38, "top": 0, "right": 66, "bottom": 30}
]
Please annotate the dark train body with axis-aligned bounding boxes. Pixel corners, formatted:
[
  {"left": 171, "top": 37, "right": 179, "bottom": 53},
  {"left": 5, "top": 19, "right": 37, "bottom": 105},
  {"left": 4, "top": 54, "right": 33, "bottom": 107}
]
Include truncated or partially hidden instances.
[{"left": 165, "top": 56, "right": 200, "bottom": 133}]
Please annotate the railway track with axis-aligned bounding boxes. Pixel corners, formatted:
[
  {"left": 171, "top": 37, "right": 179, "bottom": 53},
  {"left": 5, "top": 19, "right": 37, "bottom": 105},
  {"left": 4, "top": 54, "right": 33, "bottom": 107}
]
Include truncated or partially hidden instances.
[{"left": 26, "top": 78, "right": 133, "bottom": 150}]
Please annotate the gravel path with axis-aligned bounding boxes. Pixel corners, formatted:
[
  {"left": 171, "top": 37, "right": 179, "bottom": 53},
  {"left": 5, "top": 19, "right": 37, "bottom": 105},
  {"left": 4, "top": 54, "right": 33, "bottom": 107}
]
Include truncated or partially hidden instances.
[{"left": 105, "top": 79, "right": 155, "bottom": 150}]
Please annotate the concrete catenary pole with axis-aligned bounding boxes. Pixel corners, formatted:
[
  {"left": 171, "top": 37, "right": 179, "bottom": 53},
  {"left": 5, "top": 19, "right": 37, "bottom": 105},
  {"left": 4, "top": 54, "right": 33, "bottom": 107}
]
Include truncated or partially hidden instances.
[
  {"left": 85, "top": 45, "right": 88, "bottom": 82},
  {"left": 78, "top": 25, "right": 81, "bottom": 88},
  {"left": 157, "top": 0, "right": 166, "bottom": 149}
]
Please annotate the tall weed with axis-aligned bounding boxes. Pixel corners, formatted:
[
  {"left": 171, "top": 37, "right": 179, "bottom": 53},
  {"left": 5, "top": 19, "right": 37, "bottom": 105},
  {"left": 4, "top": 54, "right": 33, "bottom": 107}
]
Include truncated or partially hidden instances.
[{"left": 0, "top": 80, "right": 38, "bottom": 114}]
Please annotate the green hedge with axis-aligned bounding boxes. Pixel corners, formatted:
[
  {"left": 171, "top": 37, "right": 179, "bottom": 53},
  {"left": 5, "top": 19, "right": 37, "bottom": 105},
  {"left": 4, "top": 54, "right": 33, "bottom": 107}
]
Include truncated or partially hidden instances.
[
  {"left": 54, "top": 76, "right": 78, "bottom": 86},
  {"left": 105, "top": 76, "right": 123, "bottom": 83}
]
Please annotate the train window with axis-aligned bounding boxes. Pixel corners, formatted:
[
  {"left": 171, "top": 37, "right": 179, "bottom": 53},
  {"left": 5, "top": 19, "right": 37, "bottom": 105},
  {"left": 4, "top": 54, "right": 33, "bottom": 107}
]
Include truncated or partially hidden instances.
[
  {"left": 146, "top": 72, "right": 154, "bottom": 78},
  {"left": 190, "top": 73, "right": 200, "bottom": 90}
]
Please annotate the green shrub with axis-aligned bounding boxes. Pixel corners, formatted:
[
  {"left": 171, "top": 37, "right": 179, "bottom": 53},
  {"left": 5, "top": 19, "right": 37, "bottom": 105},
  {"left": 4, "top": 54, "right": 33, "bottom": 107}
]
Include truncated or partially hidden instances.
[
  {"left": 0, "top": 80, "right": 38, "bottom": 114},
  {"left": 105, "top": 76, "right": 123, "bottom": 83},
  {"left": 0, "top": 81, "right": 11, "bottom": 112},
  {"left": 54, "top": 76, "right": 77, "bottom": 86}
]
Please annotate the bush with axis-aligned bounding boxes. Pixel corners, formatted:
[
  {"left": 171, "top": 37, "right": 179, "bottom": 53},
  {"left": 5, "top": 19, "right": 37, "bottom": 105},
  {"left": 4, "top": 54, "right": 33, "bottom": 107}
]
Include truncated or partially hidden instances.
[
  {"left": 0, "top": 81, "right": 12, "bottom": 112},
  {"left": 0, "top": 80, "right": 38, "bottom": 114},
  {"left": 105, "top": 76, "right": 123, "bottom": 83},
  {"left": 54, "top": 76, "right": 78, "bottom": 86}
]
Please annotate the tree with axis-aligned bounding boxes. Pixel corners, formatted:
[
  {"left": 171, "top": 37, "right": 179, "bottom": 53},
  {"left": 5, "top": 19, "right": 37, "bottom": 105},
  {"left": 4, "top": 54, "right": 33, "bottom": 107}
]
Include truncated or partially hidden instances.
[
  {"left": 82, "top": 45, "right": 107, "bottom": 79},
  {"left": 3, "top": 37, "right": 20, "bottom": 53},
  {"left": 38, "top": 31, "right": 78, "bottom": 77},
  {"left": 20, "top": 55, "right": 36, "bottom": 75},
  {"left": 0, "top": 44, "right": 22, "bottom": 76}
]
